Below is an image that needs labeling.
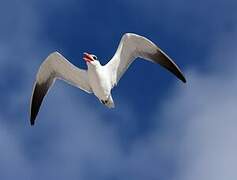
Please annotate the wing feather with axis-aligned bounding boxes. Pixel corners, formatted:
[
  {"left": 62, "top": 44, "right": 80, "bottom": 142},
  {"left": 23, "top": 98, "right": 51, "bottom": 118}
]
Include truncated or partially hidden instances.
[
  {"left": 105, "top": 33, "right": 186, "bottom": 87},
  {"left": 30, "top": 52, "right": 91, "bottom": 125}
]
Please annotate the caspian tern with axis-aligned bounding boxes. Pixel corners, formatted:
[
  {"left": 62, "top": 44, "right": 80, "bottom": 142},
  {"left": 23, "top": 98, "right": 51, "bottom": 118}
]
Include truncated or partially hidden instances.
[{"left": 30, "top": 33, "right": 186, "bottom": 125}]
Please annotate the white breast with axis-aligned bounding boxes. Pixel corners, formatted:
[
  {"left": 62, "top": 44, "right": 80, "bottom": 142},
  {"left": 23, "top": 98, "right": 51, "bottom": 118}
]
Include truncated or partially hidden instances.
[{"left": 87, "top": 64, "right": 111, "bottom": 100}]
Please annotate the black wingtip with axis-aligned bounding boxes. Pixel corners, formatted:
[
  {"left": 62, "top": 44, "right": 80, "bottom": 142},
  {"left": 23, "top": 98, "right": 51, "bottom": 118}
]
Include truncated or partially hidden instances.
[
  {"left": 30, "top": 114, "right": 35, "bottom": 126},
  {"left": 178, "top": 73, "right": 187, "bottom": 83},
  {"left": 30, "top": 119, "right": 35, "bottom": 126},
  {"left": 174, "top": 71, "right": 187, "bottom": 84},
  {"left": 182, "top": 77, "right": 187, "bottom": 83},
  {"left": 153, "top": 50, "right": 187, "bottom": 84},
  {"left": 30, "top": 82, "right": 50, "bottom": 126}
]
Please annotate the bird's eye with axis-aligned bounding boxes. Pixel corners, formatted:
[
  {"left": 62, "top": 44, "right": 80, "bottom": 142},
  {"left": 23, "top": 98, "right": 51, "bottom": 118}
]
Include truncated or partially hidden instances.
[{"left": 92, "top": 55, "right": 97, "bottom": 60}]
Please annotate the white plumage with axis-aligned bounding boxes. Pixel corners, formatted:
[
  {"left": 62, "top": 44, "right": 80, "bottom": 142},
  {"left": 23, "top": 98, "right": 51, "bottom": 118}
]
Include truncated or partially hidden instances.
[{"left": 30, "top": 33, "right": 186, "bottom": 125}]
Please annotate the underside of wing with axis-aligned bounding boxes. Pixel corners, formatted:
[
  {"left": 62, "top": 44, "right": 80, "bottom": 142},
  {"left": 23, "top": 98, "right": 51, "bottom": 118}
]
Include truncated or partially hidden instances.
[
  {"left": 145, "top": 49, "right": 186, "bottom": 83},
  {"left": 30, "top": 80, "right": 53, "bottom": 125},
  {"left": 30, "top": 52, "right": 92, "bottom": 125},
  {"left": 106, "top": 33, "right": 186, "bottom": 86}
]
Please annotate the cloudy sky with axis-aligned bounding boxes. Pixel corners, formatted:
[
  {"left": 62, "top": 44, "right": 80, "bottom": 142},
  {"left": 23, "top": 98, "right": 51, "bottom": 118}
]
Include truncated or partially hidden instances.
[{"left": 0, "top": 0, "right": 237, "bottom": 179}]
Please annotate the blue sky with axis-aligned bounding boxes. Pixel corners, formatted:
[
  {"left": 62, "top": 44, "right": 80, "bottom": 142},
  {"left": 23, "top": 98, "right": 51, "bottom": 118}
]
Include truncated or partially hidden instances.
[{"left": 0, "top": 0, "right": 237, "bottom": 179}]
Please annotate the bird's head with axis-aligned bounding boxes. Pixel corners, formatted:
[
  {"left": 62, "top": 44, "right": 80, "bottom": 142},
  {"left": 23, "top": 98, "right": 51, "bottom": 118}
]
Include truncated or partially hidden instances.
[{"left": 83, "top": 52, "right": 100, "bottom": 66}]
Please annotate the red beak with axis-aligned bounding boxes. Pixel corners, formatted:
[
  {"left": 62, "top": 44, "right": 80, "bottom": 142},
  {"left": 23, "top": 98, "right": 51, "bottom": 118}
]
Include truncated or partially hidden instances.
[{"left": 83, "top": 52, "right": 94, "bottom": 63}]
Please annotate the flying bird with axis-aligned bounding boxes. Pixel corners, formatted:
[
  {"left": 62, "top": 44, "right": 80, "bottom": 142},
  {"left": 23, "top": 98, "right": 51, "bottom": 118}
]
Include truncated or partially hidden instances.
[{"left": 30, "top": 33, "right": 186, "bottom": 125}]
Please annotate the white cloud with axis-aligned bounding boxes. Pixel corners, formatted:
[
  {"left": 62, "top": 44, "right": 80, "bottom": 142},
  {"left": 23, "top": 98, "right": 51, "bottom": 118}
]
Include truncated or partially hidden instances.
[
  {"left": 151, "top": 30, "right": 237, "bottom": 180},
  {"left": 171, "top": 75, "right": 237, "bottom": 180}
]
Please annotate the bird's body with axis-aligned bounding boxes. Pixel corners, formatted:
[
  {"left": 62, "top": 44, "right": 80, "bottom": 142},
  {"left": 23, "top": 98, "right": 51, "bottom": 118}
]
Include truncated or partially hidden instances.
[
  {"left": 30, "top": 33, "right": 186, "bottom": 125},
  {"left": 87, "top": 61, "right": 114, "bottom": 107}
]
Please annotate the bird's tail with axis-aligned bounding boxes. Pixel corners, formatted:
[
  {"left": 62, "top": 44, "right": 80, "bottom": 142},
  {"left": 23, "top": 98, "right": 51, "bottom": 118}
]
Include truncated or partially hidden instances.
[{"left": 105, "top": 95, "right": 115, "bottom": 108}]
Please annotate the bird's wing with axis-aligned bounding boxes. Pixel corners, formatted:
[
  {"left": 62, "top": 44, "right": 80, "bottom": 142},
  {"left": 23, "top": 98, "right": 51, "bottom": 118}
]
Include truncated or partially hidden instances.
[
  {"left": 30, "top": 52, "right": 92, "bottom": 125},
  {"left": 105, "top": 33, "right": 186, "bottom": 87}
]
